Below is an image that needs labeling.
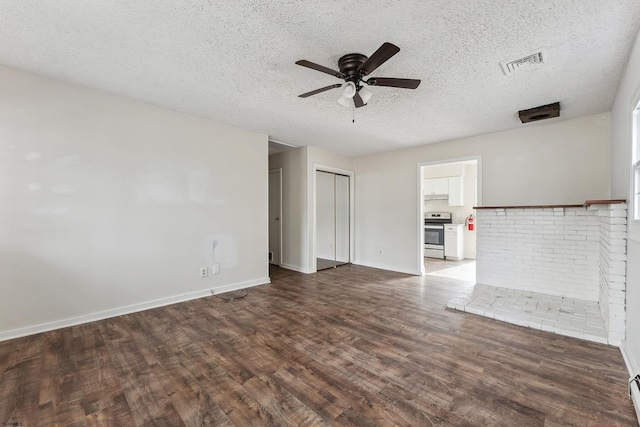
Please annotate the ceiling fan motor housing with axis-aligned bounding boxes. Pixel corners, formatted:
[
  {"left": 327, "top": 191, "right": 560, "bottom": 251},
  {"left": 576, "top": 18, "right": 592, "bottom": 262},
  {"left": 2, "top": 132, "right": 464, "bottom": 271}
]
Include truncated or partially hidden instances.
[{"left": 338, "top": 53, "right": 368, "bottom": 78}]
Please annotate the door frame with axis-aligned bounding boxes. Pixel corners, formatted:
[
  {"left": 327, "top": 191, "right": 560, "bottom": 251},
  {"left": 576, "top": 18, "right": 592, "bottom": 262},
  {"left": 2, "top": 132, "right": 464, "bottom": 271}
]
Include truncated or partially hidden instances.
[
  {"left": 269, "top": 168, "right": 283, "bottom": 266},
  {"left": 311, "top": 164, "right": 355, "bottom": 273},
  {"left": 417, "top": 156, "right": 482, "bottom": 275}
]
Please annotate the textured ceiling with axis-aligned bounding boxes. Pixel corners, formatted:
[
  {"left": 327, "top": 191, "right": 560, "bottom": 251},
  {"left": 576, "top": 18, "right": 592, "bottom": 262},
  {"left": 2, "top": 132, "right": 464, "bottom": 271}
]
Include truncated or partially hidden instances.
[{"left": 1, "top": 1, "right": 640, "bottom": 157}]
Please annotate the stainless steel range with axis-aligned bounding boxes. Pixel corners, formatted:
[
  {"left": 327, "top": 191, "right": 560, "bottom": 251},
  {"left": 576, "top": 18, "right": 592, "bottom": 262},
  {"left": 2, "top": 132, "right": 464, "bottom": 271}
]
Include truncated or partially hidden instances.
[{"left": 424, "top": 212, "right": 452, "bottom": 259}]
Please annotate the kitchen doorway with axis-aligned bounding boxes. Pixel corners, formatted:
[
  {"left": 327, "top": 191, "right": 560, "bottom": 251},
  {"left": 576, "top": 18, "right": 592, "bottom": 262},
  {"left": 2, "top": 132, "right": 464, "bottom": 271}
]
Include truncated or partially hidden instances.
[
  {"left": 268, "top": 168, "right": 282, "bottom": 265},
  {"left": 418, "top": 157, "right": 481, "bottom": 275},
  {"left": 315, "top": 170, "right": 351, "bottom": 271}
]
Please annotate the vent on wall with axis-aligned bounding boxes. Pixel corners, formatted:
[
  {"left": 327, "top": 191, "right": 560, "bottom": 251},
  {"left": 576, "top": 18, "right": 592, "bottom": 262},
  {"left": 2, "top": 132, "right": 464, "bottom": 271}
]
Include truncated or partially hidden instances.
[
  {"left": 518, "top": 102, "right": 560, "bottom": 123},
  {"left": 269, "top": 139, "right": 297, "bottom": 156},
  {"left": 500, "top": 51, "right": 544, "bottom": 76}
]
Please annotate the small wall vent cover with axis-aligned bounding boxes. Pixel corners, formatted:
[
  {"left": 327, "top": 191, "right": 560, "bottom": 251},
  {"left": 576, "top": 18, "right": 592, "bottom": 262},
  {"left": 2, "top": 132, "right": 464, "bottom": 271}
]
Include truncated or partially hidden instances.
[
  {"left": 269, "top": 139, "right": 297, "bottom": 155},
  {"left": 500, "top": 51, "right": 544, "bottom": 75},
  {"left": 518, "top": 102, "right": 560, "bottom": 123}
]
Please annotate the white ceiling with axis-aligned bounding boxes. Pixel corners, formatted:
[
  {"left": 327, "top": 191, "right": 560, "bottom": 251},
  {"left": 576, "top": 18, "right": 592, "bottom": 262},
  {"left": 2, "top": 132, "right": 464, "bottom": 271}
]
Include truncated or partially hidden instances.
[{"left": 1, "top": 1, "right": 640, "bottom": 157}]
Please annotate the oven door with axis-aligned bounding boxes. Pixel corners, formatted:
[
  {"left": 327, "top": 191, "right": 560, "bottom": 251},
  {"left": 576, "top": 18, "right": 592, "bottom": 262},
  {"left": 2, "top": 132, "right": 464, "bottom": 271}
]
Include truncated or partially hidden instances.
[{"left": 424, "top": 225, "right": 444, "bottom": 249}]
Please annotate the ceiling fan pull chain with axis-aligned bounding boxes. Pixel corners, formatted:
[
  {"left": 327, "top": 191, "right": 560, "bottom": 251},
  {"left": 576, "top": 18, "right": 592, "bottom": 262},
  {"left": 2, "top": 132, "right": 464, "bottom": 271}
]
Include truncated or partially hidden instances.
[{"left": 352, "top": 105, "right": 355, "bottom": 123}]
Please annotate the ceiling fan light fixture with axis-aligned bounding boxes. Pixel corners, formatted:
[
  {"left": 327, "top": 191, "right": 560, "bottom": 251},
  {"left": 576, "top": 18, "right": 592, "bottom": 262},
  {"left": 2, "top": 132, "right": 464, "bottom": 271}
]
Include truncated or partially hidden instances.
[
  {"left": 341, "top": 81, "right": 356, "bottom": 98},
  {"left": 359, "top": 86, "right": 373, "bottom": 104},
  {"left": 337, "top": 95, "right": 352, "bottom": 108}
]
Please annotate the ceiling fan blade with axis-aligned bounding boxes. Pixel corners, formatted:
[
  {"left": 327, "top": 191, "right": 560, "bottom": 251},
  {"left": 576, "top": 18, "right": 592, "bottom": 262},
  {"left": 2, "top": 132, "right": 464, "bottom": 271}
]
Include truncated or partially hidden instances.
[
  {"left": 358, "top": 42, "right": 400, "bottom": 76},
  {"left": 298, "top": 84, "right": 342, "bottom": 98},
  {"left": 366, "top": 77, "right": 421, "bottom": 89},
  {"left": 295, "top": 60, "right": 344, "bottom": 78},
  {"left": 353, "top": 92, "right": 365, "bottom": 108}
]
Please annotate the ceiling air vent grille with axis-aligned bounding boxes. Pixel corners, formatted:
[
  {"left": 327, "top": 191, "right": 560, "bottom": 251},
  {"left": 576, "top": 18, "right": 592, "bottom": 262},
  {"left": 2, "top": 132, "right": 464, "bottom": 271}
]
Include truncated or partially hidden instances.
[{"left": 500, "top": 51, "right": 544, "bottom": 76}]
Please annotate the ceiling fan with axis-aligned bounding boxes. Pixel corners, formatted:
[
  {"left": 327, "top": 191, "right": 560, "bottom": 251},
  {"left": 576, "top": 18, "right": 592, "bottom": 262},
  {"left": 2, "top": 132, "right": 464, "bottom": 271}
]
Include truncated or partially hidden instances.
[{"left": 296, "top": 42, "right": 421, "bottom": 108}]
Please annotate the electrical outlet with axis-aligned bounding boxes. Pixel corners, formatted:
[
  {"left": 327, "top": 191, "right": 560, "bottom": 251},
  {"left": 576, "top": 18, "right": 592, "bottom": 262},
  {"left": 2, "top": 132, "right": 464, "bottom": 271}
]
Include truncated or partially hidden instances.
[
  {"left": 212, "top": 263, "right": 220, "bottom": 275},
  {"left": 379, "top": 249, "right": 384, "bottom": 255},
  {"left": 200, "top": 267, "right": 208, "bottom": 278}
]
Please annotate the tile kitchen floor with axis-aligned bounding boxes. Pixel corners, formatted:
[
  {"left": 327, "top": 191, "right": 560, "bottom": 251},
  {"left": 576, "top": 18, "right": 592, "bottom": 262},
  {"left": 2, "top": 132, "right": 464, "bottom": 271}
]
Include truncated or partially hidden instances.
[
  {"left": 424, "top": 257, "right": 476, "bottom": 283},
  {"left": 447, "top": 284, "right": 609, "bottom": 344}
]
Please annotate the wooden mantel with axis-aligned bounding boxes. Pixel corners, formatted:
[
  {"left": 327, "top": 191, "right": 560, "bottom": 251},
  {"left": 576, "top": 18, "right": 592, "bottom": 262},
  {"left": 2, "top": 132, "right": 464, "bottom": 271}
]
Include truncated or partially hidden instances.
[{"left": 474, "top": 199, "right": 627, "bottom": 210}]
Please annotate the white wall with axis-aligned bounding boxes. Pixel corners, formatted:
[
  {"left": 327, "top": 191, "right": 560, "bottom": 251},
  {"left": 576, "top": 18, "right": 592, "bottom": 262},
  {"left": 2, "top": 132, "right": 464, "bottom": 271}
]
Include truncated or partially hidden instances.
[
  {"left": 610, "top": 27, "right": 640, "bottom": 375},
  {"left": 307, "top": 146, "right": 354, "bottom": 173},
  {"left": 269, "top": 147, "right": 309, "bottom": 273},
  {"left": 354, "top": 114, "right": 610, "bottom": 275},
  {"left": 0, "top": 66, "right": 269, "bottom": 340}
]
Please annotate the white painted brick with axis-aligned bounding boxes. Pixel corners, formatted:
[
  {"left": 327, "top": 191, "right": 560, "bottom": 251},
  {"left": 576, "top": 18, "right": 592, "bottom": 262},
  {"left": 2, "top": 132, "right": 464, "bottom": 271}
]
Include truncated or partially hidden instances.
[
  {"left": 609, "top": 282, "right": 626, "bottom": 291},
  {"left": 477, "top": 203, "right": 627, "bottom": 343},
  {"left": 610, "top": 210, "right": 627, "bottom": 217},
  {"left": 609, "top": 203, "right": 628, "bottom": 210},
  {"left": 608, "top": 275, "right": 626, "bottom": 283},
  {"left": 608, "top": 231, "right": 627, "bottom": 239},
  {"left": 608, "top": 245, "right": 626, "bottom": 254},
  {"left": 610, "top": 225, "right": 627, "bottom": 232}
]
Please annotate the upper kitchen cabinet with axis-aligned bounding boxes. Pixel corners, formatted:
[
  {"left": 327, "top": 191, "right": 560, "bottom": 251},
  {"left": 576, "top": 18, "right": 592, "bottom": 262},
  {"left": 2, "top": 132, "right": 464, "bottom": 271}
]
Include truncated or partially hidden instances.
[
  {"left": 447, "top": 176, "right": 464, "bottom": 206},
  {"left": 424, "top": 177, "right": 448, "bottom": 198},
  {"left": 423, "top": 176, "right": 463, "bottom": 206}
]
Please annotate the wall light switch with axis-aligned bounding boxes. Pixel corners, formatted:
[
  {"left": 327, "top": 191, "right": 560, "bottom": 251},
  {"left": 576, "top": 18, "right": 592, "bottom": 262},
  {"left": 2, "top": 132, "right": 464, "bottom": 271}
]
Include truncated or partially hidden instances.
[{"left": 212, "top": 263, "right": 220, "bottom": 275}]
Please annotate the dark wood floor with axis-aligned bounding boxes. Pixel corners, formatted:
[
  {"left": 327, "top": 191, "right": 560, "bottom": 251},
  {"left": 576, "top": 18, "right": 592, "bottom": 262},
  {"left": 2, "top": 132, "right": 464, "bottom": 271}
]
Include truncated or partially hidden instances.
[
  {"left": 0, "top": 263, "right": 636, "bottom": 426},
  {"left": 316, "top": 258, "right": 350, "bottom": 271}
]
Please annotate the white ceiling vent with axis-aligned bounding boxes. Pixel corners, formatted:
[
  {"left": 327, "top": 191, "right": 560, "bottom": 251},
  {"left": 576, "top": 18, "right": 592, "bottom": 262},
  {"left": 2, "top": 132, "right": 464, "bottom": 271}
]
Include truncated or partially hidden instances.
[{"left": 500, "top": 51, "right": 545, "bottom": 76}]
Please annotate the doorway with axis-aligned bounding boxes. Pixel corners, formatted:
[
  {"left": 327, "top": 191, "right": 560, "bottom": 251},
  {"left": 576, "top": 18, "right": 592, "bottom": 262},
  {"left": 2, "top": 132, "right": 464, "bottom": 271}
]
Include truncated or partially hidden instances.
[
  {"left": 315, "top": 170, "right": 350, "bottom": 270},
  {"left": 418, "top": 157, "right": 481, "bottom": 275},
  {"left": 268, "top": 168, "right": 282, "bottom": 265}
]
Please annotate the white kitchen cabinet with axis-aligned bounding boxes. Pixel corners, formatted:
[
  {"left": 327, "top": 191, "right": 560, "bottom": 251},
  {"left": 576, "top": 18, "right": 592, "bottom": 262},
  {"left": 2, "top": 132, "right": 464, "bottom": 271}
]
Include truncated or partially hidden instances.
[
  {"left": 424, "top": 177, "right": 449, "bottom": 197},
  {"left": 434, "top": 178, "right": 448, "bottom": 194},
  {"left": 447, "top": 176, "right": 464, "bottom": 206},
  {"left": 444, "top": 224, "right": 464, "bottom": 260}
]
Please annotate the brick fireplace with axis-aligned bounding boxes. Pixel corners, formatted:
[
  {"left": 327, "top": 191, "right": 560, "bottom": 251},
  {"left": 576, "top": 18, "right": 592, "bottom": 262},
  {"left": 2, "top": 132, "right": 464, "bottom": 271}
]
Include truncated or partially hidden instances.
[{"left": 468, "top": 201, "right": 626, "bottom": 344}]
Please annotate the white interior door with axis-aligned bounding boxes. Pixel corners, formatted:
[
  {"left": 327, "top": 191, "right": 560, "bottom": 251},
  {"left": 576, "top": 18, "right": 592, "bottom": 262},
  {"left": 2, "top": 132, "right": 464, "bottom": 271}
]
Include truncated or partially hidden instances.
[{"left": 268, "top": 169, "right": 282, "bottom": 265}]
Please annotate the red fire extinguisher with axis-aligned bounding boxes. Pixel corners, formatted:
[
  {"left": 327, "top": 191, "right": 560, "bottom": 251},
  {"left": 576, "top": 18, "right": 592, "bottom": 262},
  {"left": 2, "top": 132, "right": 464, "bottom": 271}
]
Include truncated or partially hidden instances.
[{"left": 466, "top": 215, "right": 475, "bottom": 231}]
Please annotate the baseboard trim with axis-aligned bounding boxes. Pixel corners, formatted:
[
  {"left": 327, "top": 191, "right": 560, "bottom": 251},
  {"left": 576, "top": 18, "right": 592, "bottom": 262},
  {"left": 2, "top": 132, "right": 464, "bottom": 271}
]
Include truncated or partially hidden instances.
[
  {"left": 0, "top": 276, "right": 270, "bottom": 342},
  {"left": 621, "top": 341, "right": 640, "bottom": 377},
  {"left": 352, "top": 260, "right": 421, "bottom": 276},
  {"left": 280, "top": 263, "right": 311, "bottom": 274},
  {"left": 620, "top": 341, "right": 640, "bottom": 425},
  {"left": 212, "top": 277, "right": 270, "bottom": 295}
]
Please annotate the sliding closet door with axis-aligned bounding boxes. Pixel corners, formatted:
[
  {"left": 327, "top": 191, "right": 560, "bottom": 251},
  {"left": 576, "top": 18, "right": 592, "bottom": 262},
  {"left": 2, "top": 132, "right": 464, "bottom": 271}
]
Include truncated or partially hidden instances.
[
  {"left": 334, "top": 173, "right": 350, "bottom": 267},
  {"left": 316, "top": 171, "right": 335, "bottom": 270},
  {"left": 315, "top": 170, "right": 350, "bottom": 271}
]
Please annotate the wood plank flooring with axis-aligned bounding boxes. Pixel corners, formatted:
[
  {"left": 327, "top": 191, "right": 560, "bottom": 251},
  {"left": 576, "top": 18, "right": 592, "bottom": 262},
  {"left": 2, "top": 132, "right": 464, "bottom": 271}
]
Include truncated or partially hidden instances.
[{"left": 0, "top": 263, "right": 636, "bottom": 426}]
